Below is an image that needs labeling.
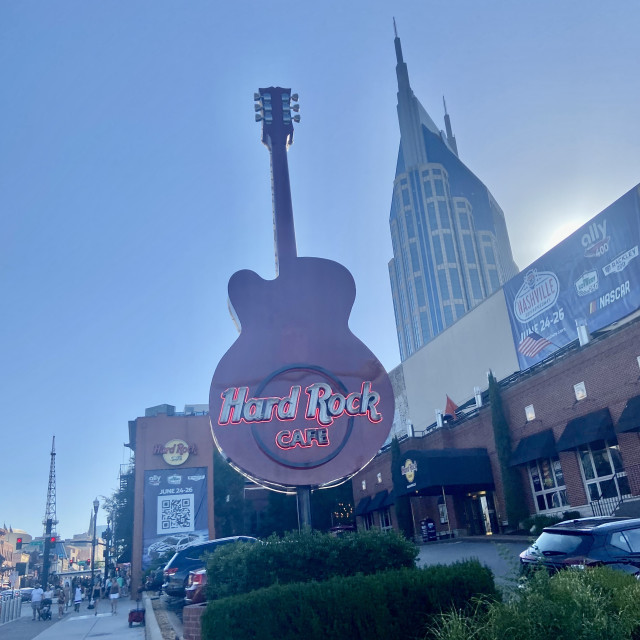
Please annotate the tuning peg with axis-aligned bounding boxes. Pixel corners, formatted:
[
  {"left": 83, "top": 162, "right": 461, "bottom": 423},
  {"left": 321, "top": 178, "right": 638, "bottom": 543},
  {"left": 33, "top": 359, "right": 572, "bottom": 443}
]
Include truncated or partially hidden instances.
[
  {"left": 255, "top": 104, "right": 263, "bottom": 112},
  {"left": 254, "top": 92, "right": 260, "bottom": 101},
  {"left": 291, "top": 93, "right": 298, "bottom": 101},
  {"left": 255, "top": 113, "right": 263, "bottom": 122},
  {"left": 293, "top": 114, "right": 301, "bottom": 123},
  {"left": 291, "top": 104, "right": 299, "bottom": 112}
]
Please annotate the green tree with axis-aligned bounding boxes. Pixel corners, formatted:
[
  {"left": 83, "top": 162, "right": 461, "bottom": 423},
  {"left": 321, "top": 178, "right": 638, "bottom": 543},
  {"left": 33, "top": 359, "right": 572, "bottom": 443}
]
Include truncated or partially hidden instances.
[
  {"left": 391, "top": 436, "right": 414, "bottom": 538},
  {"left": 488, "top": 372, "right": 528, "bottom": 529},
  {"left": 102, "top": 465, "right": 134, "bottom": 563},
  {"left": 213, "top": 451, "right": 246, "bottom": 537}
]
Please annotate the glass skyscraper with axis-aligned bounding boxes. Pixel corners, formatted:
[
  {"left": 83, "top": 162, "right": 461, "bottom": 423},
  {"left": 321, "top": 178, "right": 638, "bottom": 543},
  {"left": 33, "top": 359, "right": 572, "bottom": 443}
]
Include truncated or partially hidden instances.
[{"left": 389, "top": 31, "right": 518, "bottom": 361}]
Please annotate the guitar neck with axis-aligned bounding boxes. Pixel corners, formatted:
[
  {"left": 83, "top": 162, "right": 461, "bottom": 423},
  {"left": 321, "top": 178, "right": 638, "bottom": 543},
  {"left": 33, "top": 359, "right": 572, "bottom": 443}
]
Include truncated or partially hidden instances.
[{"left": 269, "top": 141, "right": 297, "bottom": 274}]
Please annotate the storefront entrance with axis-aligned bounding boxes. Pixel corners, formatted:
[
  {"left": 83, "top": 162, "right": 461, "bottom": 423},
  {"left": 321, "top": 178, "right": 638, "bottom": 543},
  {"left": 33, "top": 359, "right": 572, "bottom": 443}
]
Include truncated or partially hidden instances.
[{"left": 464, "top": 491, "right": 499, "bottom": 535}]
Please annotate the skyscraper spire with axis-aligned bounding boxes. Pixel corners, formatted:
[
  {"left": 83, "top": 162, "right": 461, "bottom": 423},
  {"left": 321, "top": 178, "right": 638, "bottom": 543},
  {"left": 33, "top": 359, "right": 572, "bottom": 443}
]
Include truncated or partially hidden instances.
[
  {"left": 443, "top": 96, "right": 459, "bottom": 157},
  {"left": 42, "top": 435, "right": 58, "bottom": 533}
]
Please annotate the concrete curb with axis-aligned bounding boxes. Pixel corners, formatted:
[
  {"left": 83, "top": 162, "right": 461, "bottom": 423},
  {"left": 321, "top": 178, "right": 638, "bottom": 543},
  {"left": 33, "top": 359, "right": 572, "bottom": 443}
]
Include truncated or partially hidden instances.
[{"left": 143, "top": 595, "right": 164, "bottom": 640}]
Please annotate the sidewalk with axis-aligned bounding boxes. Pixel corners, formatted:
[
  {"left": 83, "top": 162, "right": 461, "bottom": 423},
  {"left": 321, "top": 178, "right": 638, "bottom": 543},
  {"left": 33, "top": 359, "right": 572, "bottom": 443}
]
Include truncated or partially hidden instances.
[{"left": 30, "top": 597, "right": 145, "bottom": 640}]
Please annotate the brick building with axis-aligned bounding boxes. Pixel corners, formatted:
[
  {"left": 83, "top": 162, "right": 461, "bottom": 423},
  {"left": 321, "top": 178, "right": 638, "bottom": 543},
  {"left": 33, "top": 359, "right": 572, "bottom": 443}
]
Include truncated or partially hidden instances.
[{"left": 353, "top": 316, "right": 640, "bottom": 539}]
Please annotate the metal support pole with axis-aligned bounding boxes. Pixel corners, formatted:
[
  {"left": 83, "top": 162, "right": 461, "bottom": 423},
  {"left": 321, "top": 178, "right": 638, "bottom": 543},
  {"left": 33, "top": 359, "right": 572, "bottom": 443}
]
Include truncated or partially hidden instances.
[
  {"left": 41, "top": 519, "right": 52, "bottom": 588},
  {"left": 296, "top": 487, "right": 312, "bottom": 530},
  {"left": 90, "top": 499, "right": 99, "bottom": 593}
]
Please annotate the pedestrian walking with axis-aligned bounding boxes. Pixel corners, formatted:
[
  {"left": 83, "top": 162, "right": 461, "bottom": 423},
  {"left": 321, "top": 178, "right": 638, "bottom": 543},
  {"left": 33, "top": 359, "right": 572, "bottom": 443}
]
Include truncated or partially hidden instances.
[
  {"left": 57, "top": 588, "right": 65, "bottom": 618},
  {"left": 63, "top": 580, "right": 71, "bottom": 610},
  {"left": 109, "top": 578, "right": 120, "bottom": 614},
  {"left": 74, "top": 585, "right": 82, "bottom": 612},
  {"left": 31, "top": 583, "right": 43, "bottom": 620}
]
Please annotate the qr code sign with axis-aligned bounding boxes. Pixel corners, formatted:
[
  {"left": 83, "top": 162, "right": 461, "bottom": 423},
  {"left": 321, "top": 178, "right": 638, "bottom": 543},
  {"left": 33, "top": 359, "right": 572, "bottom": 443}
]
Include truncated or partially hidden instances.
[{"left": 156, "top": 494, "right": 194, "bottom": 534}]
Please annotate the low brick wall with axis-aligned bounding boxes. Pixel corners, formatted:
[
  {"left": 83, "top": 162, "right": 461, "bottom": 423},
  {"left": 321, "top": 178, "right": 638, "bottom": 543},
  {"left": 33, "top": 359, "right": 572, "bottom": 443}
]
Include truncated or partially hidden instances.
[{"left": 183, "top": 603, "right": 207, "bottom": 640}]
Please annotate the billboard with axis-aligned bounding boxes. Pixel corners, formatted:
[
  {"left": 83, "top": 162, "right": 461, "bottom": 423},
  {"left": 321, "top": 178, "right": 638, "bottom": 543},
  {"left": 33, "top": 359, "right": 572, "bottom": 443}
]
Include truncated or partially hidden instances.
[
  {"left": 504, "top": 185, "right": 640, "bottom": 370},
  {"left": 142, "top": 467, "right": 208, "bottom": 569}
]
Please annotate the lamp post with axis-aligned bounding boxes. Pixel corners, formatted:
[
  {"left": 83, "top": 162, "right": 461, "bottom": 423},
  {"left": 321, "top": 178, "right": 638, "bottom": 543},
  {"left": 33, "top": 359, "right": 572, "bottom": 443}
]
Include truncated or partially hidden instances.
[
  {"left": 90, "top": 498, "right": 99, "bottom": 593},
  {"left": 103, "top": 518, "right": 112, "bottom": 586}
]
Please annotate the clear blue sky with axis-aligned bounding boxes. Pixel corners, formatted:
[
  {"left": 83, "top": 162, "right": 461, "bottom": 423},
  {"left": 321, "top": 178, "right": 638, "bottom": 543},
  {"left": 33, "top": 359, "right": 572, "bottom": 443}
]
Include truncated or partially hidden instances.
[{"left": 2, "top": 1, "right": 639, "bottom": 539}]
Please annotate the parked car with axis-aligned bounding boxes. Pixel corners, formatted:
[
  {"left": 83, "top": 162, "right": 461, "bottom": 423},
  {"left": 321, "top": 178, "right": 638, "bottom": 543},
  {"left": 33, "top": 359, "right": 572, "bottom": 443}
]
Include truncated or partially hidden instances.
[
  {"left": 184, "top": 568, "right": 207, "bottom": 605},
  {"left": 148, "top": 533, "right": 203, "bottom": 558},
  {"left": 520, "top": 516, "right": 640, "bottom": 578},
  {"left": 163, "top": 536, "right": 257, "bottom": 598}
]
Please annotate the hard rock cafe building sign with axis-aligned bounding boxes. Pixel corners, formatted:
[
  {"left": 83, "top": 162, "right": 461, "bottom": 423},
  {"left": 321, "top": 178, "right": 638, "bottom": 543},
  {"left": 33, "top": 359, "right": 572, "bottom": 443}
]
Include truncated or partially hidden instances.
[{"left": 152, "top": 439, "right": 198, "bottom": 466}]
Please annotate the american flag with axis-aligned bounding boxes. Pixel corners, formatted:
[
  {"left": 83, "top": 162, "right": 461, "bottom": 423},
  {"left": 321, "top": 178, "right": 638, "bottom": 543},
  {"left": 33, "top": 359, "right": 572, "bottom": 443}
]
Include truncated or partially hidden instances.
[{"left": 518, "top": 332, "right": 553, "bottom": 358}]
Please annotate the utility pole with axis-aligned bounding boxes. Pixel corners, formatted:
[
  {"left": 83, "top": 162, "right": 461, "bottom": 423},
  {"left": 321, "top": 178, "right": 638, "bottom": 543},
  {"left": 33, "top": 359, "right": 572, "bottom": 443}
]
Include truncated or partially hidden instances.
[{"left": 41, "top": 436, "right": 59, "bottom": 588}]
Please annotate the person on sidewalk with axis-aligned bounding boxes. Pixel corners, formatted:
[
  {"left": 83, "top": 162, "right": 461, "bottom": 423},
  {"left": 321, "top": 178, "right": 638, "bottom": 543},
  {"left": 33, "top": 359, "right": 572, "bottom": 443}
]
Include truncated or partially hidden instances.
[
  {"left": 109, "top": 578, "right": 120, "bottom": 614},
  {"left": 91, "top": 580, "right": 101, "bottom": 615},
  {"left": 63, "top": 580, "right": 71, "bottom": 611},
  {"left": 74, "top": 585, "right": 82, "bottom": 612},
  {"left": 31, "top": 583, "right": 43, "bottom": 620},
  {"left": 57, "top": 587, "right": 66, "bottom": 618}
]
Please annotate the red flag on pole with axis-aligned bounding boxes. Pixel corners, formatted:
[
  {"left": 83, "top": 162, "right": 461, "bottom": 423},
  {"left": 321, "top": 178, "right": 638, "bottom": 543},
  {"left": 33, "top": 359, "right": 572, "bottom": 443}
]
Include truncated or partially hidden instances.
[{"left": 444, "top": 395, "right": 458, "bottom": 419}]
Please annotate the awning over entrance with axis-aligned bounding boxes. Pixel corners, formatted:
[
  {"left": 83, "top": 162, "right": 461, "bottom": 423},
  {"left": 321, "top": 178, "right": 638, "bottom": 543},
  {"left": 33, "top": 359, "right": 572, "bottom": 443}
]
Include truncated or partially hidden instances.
[
  {"left": 366, "top": 490, "right": 388, "bottom": 513},
  {"left": 616, "top": 395, "right": 640, "bottom": 434},
  {"left": 354, "top": 496, "right": 371, "bottom": 517},
  {"left": 397, "top": 448, "right": 494, "bottom": 497},
  {"left": 509, "top": 430, "right": 557, "bottom": 466},
  {"left": 556, "top": 408, "right": 615, "bottom": 451}
]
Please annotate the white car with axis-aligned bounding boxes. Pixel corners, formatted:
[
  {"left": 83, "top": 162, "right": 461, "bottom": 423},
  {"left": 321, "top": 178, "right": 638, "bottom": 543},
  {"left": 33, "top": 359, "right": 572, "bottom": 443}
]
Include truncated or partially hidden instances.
[{"left": 148, "top": 533, "right": 202, "bottom": 558}]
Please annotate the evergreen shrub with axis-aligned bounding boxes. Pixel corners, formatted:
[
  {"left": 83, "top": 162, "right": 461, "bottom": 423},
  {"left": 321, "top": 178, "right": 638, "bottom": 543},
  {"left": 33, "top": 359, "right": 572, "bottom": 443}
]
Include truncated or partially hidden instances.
[
  {"left": 201, "top": 560, "right": 498, "bottom": 640},
  {"left": 432, "top": 566, "right": 640, "bottom": 640},
  {"left": 206, "top": 528, "right": 418, "bottom": 600}
]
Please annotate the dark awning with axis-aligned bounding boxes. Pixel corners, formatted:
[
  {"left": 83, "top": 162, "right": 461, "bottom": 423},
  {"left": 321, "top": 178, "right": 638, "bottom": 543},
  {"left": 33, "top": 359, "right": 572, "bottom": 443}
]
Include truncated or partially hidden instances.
[
  {"left": 396, "top": 448, "right": 494, "bottom": 497},
  {"left": 382, "top": 490, "right": 395, "bottom": 508},
  {"left": 509, "top": 430, "right": 557, "bottom": 466},
  {"left": 354, "top": 496, "right": 371, "bottom": 517},
  {"left": 556, "top": 408, "right": 615, "bottom": 451},
  {"left": 366, "top": 490, "right": 388, "bottom": 513},
  {"left": 616, "top": 396, "right": 640, "bottom": 434}
]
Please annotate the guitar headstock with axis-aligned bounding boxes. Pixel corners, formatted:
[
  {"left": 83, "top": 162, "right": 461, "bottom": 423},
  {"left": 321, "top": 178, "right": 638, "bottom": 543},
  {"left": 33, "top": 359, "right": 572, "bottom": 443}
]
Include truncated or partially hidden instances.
[{"left": 254, "top": 87, "right": 300, "bottom": 150}]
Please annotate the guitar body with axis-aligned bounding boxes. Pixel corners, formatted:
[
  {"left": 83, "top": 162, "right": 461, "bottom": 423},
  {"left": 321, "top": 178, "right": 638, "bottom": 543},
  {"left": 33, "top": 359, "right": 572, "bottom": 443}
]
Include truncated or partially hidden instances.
[{"left": 209, "top": 87, "right": 394, "bottom": 490}]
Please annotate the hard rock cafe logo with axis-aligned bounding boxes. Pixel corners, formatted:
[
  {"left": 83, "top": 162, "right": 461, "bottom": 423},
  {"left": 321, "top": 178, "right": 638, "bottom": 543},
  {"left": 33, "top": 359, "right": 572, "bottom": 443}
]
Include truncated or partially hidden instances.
[
  {"left": 153, "top": 439, "right": 197, "bottom": 466},
  {"left": 401, "top": 459, "right": 417, "bottom": 485},
  {"left": 218, "top": 381, "right": 382, "bottom": 451},
  {"left": 513, "top": 269, "right": 560, "bottom": 323}
]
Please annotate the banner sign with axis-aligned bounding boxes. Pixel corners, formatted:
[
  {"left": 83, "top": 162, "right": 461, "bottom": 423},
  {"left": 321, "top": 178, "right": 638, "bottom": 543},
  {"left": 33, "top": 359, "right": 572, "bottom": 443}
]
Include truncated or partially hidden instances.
[
  {"left": 142, "top": 467, "right": 208, "bottom": 569},
  {"left": 504, "top": 185, "right": 640, "bottom": 370}
]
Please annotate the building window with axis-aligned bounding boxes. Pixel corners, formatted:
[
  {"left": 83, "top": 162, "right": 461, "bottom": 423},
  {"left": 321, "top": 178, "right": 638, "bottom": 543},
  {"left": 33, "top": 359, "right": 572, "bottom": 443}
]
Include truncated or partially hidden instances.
[
  {"left": 423, "top": 180, "right": 433, "bottom": 197},
  {"left": 379, "top": 508, "right": 392, "bottom": 530},
  {"left": 376, "top": 473, "right": 382, "bottom": 484},
  {"left": 574, "top": 382, "right": 587, "bottom": 401},
  {"left": 361, "top": 480, "right": 366, "bottom": 491},
  {"left": 434, "top": 179, "right": 444, "bottom": 196},
  {"left": 459, "top": 212, "right": 470, "bottom": 230},
  {"left": 525, "top": 405, "right": 535, "bottom": 421},
  {"left": 363, "top": 512, "right": 374, "bottom": 531},
  {"left": 578, "top": 439, "right": 630, "bottom": 502},
  {"left": 427, "top": 202, "right": 438, "bottom": 228},
  {"left": 529, "top": 457, "right": 569, "bottom": 512}
]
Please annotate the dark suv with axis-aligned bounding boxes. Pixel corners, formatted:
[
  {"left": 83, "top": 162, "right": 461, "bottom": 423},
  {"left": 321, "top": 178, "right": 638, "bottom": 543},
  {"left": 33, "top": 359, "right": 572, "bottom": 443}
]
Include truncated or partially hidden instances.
[
  {"left": 520, "top": 516, "right": 640, "bottom": 578},
  {"left": 163, "top": 536, "right": 257, "bottom": 597}
]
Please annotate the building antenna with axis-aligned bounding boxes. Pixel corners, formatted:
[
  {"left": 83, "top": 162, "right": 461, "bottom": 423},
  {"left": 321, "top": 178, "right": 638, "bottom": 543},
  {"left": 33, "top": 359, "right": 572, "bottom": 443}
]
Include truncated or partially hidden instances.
[
  {"left": 393, "top": 17, "right": 398, "bottom": 38},
  {"left": 443, "top": 95, "right": 459, "bottom": 157}
]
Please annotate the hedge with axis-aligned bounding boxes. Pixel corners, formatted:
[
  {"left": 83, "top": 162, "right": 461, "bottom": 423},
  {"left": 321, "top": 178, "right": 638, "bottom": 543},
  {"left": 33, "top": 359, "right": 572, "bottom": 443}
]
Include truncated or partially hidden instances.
[
  {"left": 206, "top": 529, "right": 418, "bottom": 600},
  {"left": 202, "top": 560, "right": 499, "bottom": 640}
]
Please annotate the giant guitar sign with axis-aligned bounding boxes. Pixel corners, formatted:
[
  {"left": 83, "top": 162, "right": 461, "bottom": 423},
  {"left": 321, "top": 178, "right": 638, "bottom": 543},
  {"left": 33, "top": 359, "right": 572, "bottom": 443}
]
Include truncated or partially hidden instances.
[{"left": 209, "top": 88, "right": 393, "bottom": 489}]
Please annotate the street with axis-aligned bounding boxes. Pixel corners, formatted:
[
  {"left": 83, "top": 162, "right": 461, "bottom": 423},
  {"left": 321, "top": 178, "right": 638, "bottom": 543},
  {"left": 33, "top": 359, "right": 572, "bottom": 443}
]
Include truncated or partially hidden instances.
[{"left": 417, "top": 539, "right": 527, "bottom": 589}]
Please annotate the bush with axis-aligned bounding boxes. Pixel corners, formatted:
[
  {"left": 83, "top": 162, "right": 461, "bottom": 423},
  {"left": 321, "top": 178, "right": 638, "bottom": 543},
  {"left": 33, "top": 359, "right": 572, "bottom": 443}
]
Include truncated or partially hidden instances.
[
  {"left": 206, "top": 528, "right": 418, "bottom": 600},
  {"left": 522, "top": 511, "right": 587, "bottom": 536},
  {"left": 431, "top": 566, "right": 640, "bottom": 640},
  {"left": 202, "top": 560, "right": 499, "bottom": 640}
]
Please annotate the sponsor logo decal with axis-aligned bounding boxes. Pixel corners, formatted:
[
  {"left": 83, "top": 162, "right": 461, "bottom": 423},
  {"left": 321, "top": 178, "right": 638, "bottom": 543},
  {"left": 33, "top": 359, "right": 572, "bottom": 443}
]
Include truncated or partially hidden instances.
[
  {"left": 602, "top": 246, "right": 638, "bottom": 276},
  {"left": 167, "top": 474, "right": 182, "bottom": 485},
  {"left": 582, "top": 220, "right": 610, "bottom": 258},
  {"left": 575, "top": 270, "right": 599, "bottom": 296},
  {"left": 513, "top": 269, "right": 560, "bottom": 322},
  {"left": 148, "top": 475, "right": 161, "bottom": 486},
  {"left": 589, "top": 280, "right": 631, "bottom": 313},
  {"left": 187, "top": 475, "right": 205, "bottom": 482}
]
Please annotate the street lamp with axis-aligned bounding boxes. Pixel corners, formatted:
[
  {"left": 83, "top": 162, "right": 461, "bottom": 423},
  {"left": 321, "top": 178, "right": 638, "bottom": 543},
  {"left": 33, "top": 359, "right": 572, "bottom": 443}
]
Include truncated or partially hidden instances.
[
  {"left": 90, "top": 498, "right": 99, "bottom": 593},
  {"left": 103, "top": 518, "right": 112, "bottom": 586}
]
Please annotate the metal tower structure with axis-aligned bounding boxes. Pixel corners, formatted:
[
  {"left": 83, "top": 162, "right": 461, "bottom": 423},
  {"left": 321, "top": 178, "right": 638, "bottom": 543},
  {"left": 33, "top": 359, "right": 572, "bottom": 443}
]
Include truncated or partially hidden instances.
[
  {"left": 41, "top": 435, "right": 59, "bottom": 587},
  {"left": 43, "top": 436, "right": 58, "bottom": 532}
]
